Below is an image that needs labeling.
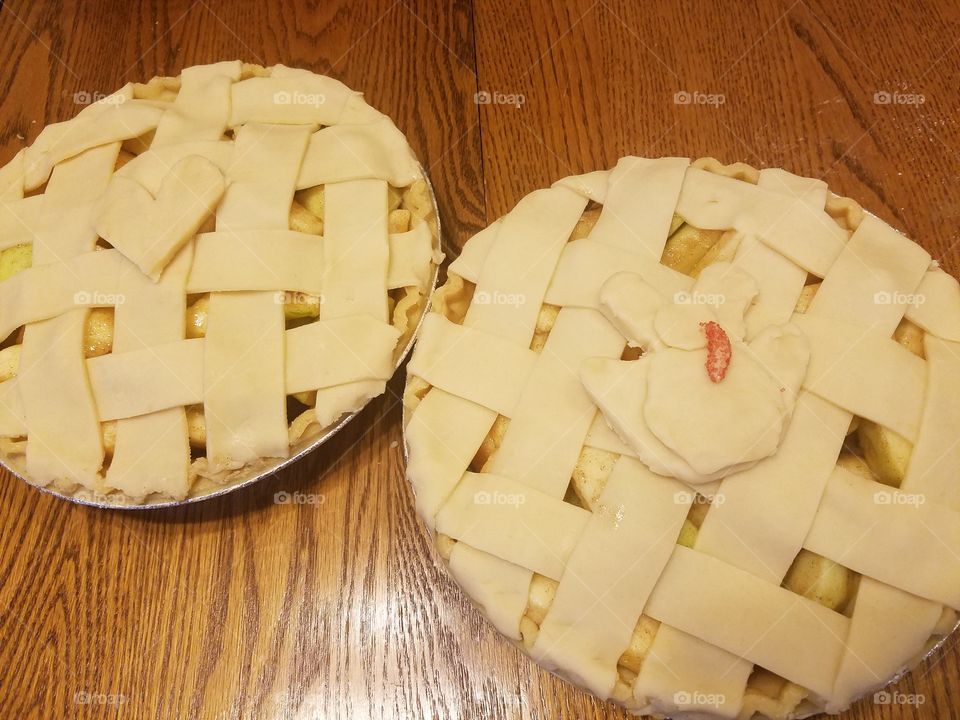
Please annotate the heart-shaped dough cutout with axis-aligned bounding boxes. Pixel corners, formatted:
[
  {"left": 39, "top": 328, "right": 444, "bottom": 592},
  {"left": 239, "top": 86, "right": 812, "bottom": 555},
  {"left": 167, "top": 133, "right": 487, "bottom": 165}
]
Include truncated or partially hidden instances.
[{"left": 96, "top": 154, "right": 225, "bottom": 280}]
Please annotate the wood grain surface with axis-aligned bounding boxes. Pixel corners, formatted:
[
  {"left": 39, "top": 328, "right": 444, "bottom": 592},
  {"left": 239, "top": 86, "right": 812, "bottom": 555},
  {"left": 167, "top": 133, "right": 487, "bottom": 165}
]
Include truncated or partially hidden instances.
[{"left": 0, "top": 1, "right": 958, "bottom": 718}]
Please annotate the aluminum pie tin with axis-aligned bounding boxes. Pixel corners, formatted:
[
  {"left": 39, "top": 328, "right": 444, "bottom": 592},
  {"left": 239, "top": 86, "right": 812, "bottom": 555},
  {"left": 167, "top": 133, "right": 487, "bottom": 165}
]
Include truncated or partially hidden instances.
[{"left": 4, "top": 165, "right": 442, "bottom": 510}]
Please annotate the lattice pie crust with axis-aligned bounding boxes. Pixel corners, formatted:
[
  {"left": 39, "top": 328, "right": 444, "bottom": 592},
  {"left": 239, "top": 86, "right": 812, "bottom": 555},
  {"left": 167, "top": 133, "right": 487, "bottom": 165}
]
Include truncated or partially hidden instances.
[
  {"left": 0, "top": 61, "right": 441, "bottom": 504},
  {"left": 403, "top": 157, "right": 960, "bottom": 719}
]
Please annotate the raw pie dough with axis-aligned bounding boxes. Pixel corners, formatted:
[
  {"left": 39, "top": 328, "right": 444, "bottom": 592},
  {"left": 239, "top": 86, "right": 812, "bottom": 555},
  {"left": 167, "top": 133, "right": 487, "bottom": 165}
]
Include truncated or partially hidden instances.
[
  {"left": 403, "top": 156, "right": 960, "bottom": 719},
  {"left": 0, "top": 61, "right": 442, "bottom": 504}
]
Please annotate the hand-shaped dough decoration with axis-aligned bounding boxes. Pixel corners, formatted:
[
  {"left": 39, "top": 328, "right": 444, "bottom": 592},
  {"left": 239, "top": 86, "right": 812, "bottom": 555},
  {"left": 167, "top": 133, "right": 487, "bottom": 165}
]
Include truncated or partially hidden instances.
[{"left": 581, "top": 262, "right": 810, "bottom": 484}]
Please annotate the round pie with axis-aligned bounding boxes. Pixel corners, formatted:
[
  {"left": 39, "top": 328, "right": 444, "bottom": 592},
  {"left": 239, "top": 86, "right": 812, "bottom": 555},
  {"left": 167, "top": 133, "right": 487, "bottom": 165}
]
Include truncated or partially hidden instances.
[
  {"left": 403, "top": 157, "right": 960, "bottom": 718},
  {"left": 0, "top": 61, "right": 441, "bottom": 505}
]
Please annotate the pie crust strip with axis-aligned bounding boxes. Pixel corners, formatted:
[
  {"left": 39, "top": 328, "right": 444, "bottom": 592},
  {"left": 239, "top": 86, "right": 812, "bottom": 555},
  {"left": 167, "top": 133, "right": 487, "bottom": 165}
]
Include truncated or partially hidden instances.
[
  {"left": 406, "top": 313, "right": 539, "bottom": 418},
  {"left": 802, "top": 466, "right": 960, "bottom": 608},
  {"left": 204, "top": 123, "right": 311, "bottom": 470},
  {"left": 694, "top": 391, "right": 851, "bottom": 582},
  {"left": 676, "top": 167, "right": 847, "bottom": 277},
  {"left": 296, "top": 173, "right": 398, "bottom": 426},
  {"left": 405, "top": 389, "right": 497, "bottom": 524},
  {"left": 228, "top": 67, "right": 378, "bottom": 128},
  {"left": 151, "top": 61, "right": 242, "bottom": 146},
  {"left": 284, "top": 316, "right": 400, "bottom": 394},
  {"left": 827, "top": 335, "right": 960, "bottom": 709},
  {"left": 105, "top": 244, "right": 193, "bottom": 497},
  {"left": 531, "top": 458, "right": 690, "bottom": 699},
  {"left": 545, "top": 239, "right": 692, "bottom": 309},
  {"left": 906, "top": 336, "right": 960, "bottom": 509},
  {"left": 807, "top": 213, "right": 931, "bottom": 336},
  {"left": 483, "top": 308, "right": 624, "bottom": 496},
  {"left": 18, "top": 144, "right": 120, "bottom": 487},
  {"left": 435, "top": 472, "right": 591, "bottom": 581},
  {"left": 387, "top": 222, "right": 435, "bottom": 290},
  {"left": 0, "top": 195, "right": 41, "bottom": 252},
  {"left": 187, "top": 230, "right": 325, "bottom": 294},
  {"left": 297, "top": 118, "right": 421, "bottom": 188},
  {"left": 23, "top": 102, "right": 162, "bottom": 190},
  {"left": 582, "top": 156, "right": 688, "bottom": 260},
  {"left": 447, "top": 543, "right": 533, "bottom": 640},
  {"left": 466, "top": 186, "right": 589, "bottom": 341},
  {"left": 88, "top": 315, "right": 402, "bottom": 423},
  {"left": 319, "top": 178, "right": 390, "bottom": 322},
  {"left": 905, "top": 268, "right": 960, "bottom": 342},
  {"left": 644, "top": 545, "right": 850, "bottom": 700},
  {"left": 204, "top": 292, "right": 288, "bottom": 470},
  {"left": 635, "top": 626, "right": 750, "bottom": 718},
  {"left": 826, "top": 577, "right": 942, "bottom": 712},
  {"left": 2, "top": 222, "right": 426, "bottom": 338},
  {"left": 726, "top": 169, "right": 815, "bottom": 336},
  {"left": 0, "top": 248, "right": 134, "bottom": 341},
  {"left": 87, "top": 338, "right": 204, "bottom": 420},
  {"left": 791, "top": 314, "right": 925, "bottom": 441},
  {"left": 552, "top": 169, "right": 610, "bottom": 203},
  {"left": 308, "top": 177, "right": 393, "bottom": 424}
]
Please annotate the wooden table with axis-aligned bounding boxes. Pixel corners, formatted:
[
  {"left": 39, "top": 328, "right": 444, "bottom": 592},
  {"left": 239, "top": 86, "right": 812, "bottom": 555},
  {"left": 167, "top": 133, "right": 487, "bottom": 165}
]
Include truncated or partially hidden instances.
[{"left": 1, "top": 1, "right": 958, "bottom": 718}]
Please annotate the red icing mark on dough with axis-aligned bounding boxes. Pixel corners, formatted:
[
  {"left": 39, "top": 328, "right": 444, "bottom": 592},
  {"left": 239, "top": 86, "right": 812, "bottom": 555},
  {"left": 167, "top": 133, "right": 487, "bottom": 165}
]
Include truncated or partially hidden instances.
[{"left": 701, "top": 321, "right": 731, "bottom": 383}]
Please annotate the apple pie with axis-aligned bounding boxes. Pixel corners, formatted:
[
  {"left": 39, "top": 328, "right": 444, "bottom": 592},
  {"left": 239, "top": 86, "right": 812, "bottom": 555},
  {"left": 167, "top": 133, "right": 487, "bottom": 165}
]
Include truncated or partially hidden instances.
[
  {"left": 403, "top": 156, "right": 960, "bottom": 718},
  {"left": 0, "top": 61, "right": 441, "bottom": 505}
]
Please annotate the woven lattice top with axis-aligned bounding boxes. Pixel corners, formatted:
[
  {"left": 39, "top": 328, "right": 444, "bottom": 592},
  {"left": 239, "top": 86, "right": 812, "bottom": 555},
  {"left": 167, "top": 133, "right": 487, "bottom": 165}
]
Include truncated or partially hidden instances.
[
  {"left": 0, "top": 61, "right": 440, "bottom": 504},
  {"left": 404, "top": 156, "right": 960, "bottom": 719}
]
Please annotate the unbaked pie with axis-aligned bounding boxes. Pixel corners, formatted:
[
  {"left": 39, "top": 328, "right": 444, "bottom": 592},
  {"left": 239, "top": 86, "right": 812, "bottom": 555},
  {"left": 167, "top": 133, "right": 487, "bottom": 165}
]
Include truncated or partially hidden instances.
[
  {"left": 0, "top": 61, "right": 441, "bottom": 504},
  {"left": 403, "top": 156, "right": 960, "bottom": 718}
]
